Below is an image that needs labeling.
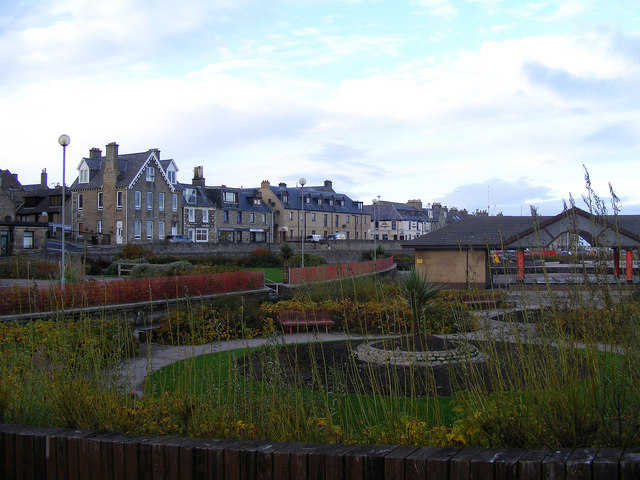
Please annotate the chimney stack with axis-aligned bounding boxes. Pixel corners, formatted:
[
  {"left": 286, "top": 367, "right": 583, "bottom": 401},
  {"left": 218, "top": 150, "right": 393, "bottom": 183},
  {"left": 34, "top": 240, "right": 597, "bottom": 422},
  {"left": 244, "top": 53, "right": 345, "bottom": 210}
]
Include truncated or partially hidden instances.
[
  {"left": 40, "top": 169, "right": 47, "bottom": 188},
  {"left": 192, "top": 166, "right": 205, "bottom": 187},
  {"left": 407, "top": 199, "right": 422, "bottom": 210},
  {"left": 89, "top": 148, "right": 102, "bottom": 159},
  {"left": 261, "top": 180, "right": 270, "bottom": 189},
  {"left": 323, "top": 180, "right": 334, "bottom": 192}
]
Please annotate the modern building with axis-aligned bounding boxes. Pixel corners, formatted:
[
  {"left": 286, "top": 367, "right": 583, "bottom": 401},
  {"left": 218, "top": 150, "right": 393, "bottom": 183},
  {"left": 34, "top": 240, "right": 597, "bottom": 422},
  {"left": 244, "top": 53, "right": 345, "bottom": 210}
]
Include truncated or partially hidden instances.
[
  {"left": 70, "top": 142, "right": 182, "bottom": 245},
  {"left": 259, "top": 180, "right": 367, "bottom": 242}
]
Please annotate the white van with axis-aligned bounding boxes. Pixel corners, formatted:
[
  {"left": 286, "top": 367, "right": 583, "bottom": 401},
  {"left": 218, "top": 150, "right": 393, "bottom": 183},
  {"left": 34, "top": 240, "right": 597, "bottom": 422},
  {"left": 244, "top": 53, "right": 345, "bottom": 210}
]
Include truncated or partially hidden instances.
[
  {"left": 327, "top": 232, "right": 346, "bottom": 240},
  {"left": 306, "top": 234, "right": 323, "bottom": 242}
]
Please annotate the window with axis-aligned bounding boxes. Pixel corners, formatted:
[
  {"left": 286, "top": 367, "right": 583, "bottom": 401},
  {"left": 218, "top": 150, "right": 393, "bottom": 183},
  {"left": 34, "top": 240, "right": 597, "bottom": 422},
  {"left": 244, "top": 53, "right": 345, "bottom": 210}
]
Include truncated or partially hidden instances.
[
  {"left": 250, "top": 212, "right": 255, "bottom": 224},
  {"left": 355, "top": 216, "right": 359, "bottom": 224},
  {"left": 223, "top": 210, "right": 229, "bottom": 223},
  {"left": 188, "top": 208, "right": 195, "bottom": 222},
  {"left": 187, "top": 229, "right": 195, "bottom": 241},
  {"left": 346, "top": 215, "right": 350, "bottom": 223},
  {"left": 253, "top": 198, "right": 261, "bottom": 206},
  {"left": 202, "top": 209, "right": 208, "bottom": 222},
  {"left": 317, "top": 198, "right": 321, "bottom": 206},
  {"left": 311, "top": 213, "right": 316, "bottom": 222},
  {"left": 147, "top": 192, "right": 153, "bottom": 210},
  {"left": 158, "top": 221, "right": 165, "bottom": 240},
  {"left": 167, "top": 170, "right": 176, "bottom": 184},
  {"left": 134, "top": 221, "right": 141, "bottom": 239},
  {"left": 196, "top": 228, "right": 208, "bottom": 242},
  {"left": 289, "top": 212, "right": 293, "bottom": 220},
  {"left": 236, "top": 211, "right": 242, "bottom": 224},
  {"left": 172, "top": 194, "right": 177, "bottom": 211},
  {"left": 392, "top": 221, "right": 397, "bottom": 229},
  {"left": 282, "top": 194, "right": 288, "bottom": 203},
  {"left": 146, "top": 166, "right": 155, "bottom": 182},
  {"left": 186, "top": 189, "right": 196, "bottom": 204},
  {"left": 305, "top": 197, "right": 310, "bottom": 204},
  {"left": 329, "top": 199, "right": 333, "bottom": 206},
  {"left": 135, "top": 191, "right": 141, "bottom": 210},
  {"left": 77, "top": 194, "right": 83, "bottom": 211},
  {"left": 262, "top": 213, "right": 267, "bottom": 224},
  {"left": 79, "top": 168, "right": 89, "bottom": 183},
  {"left": 116, "top": 191, "right": 123, "bottom": 209},
  {"left": 335, "top": 215, "right": 339, "bottom": 226},
  {"left": 22, "top": 231, "right": 33, "bottom": 249},
  {"left": 97, "top": 221, "right": 102, "bottom": 233},
  {"left": 324, "top": 214, "right": 327, "bottom": 227},
  {"left": 224, "top": 191, "right": 237, "bottom": 203},
  {"left": 146, "top": 221, "right": 153, "bottom": 239},
  {"left": 158, "top": 192, "right": 164, "bottom": 211}
]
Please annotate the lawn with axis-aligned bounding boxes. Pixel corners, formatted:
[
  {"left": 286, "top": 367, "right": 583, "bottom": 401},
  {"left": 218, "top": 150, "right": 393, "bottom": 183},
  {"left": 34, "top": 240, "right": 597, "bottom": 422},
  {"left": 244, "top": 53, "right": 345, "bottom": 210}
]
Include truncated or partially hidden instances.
[{"left": 249, "top": 267, "right": 283, "bottom": 283}]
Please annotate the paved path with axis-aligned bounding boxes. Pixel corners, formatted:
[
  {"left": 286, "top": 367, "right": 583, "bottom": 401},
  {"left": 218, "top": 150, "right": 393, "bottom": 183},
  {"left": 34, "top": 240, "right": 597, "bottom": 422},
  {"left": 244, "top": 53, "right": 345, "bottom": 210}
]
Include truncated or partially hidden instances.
[{"left": 120, "top": 332, "right": 396, "bottom": 396}]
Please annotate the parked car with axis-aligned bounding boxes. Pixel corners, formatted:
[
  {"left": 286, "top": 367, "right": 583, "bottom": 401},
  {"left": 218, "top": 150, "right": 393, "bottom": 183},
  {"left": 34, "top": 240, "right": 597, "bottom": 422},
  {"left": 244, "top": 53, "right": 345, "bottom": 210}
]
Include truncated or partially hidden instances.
[
  {"left": 327, "top": 232, "right": 346, "bottom": 240},
  {"left": 305, "top": 234, "right": 323, "bottom": 242},
  {"left": 165, "top": 234, "right": 193, "bottom": 243}
]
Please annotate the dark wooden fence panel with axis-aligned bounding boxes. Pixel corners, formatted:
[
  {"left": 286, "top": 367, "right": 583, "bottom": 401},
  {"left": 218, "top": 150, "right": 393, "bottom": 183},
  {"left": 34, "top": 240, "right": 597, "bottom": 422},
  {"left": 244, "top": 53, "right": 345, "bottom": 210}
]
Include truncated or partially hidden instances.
[{"left": 2, "top": 424, "right": 640, "bottom": 480}]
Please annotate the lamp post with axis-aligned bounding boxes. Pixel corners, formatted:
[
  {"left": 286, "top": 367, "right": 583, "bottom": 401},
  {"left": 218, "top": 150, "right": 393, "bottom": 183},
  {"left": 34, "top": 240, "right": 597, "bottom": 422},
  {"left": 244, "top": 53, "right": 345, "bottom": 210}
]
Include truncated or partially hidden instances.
[
  {"left": 372, "top": 198, "right": 378, "bottom": 261},
  {"left": 58, "top": 134, "right": 70, "bottom": 291},
  {"left": 299, "top": 178, "right": 306, "bottom": 269}
]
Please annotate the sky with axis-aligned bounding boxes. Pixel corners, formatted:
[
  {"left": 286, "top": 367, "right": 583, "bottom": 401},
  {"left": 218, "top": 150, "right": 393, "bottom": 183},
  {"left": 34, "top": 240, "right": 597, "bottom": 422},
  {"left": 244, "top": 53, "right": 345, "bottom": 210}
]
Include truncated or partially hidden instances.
[{"left": 1, "top": 0, "right": 639, "bottom": 216}]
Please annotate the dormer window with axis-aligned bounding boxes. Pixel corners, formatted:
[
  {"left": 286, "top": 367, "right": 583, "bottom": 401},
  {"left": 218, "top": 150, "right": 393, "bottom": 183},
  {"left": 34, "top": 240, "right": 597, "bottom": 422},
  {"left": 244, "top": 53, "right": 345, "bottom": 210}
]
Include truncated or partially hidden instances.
[
  {"left": 186, "top": 189, "right": 196, "bottom": 204},
  {"left": 305, "top": 197, "right": 310, "bottom": 204},
  {"left": 317, "top": 198, "right": 322, "bottom": 206},
  {"left": 146, "top": 166, "right": 155, "bottom": 182},
  {"left": 253, "top": 198, "right": 261, "bottom": 206},
  {"left": 224, "top": 191, "right": 237, "bottom": 203},
  {"left": 79, "top": 168, "right": 89, "bottom": 183},
  {"left": 282, "top": 193, "right": 289, "bottom": 203},
  {"left": 167, "top": 170, "right": 176, "bottom": 184},
  {"left": 328, "top": 198, "right": 333, "bottom": 206}
]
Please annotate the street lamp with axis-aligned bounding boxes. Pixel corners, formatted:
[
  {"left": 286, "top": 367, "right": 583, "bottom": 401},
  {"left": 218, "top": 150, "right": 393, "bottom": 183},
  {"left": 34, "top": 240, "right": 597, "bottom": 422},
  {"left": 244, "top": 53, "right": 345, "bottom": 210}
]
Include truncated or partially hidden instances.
[
  {"left": 58, "top": 134, "right": 70, "bottom": 291},
  {"left": 299, "top": 178, "right": 306, "bottom": 269},
  {"left": 372, "top": 198, "right": 378, "bottom": 261}
]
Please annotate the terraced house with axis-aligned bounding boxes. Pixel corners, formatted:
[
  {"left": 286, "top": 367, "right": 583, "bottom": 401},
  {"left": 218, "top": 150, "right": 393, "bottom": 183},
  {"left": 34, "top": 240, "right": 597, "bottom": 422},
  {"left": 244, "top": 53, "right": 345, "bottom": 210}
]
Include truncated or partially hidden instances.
[
  {"left": 181, "top": 167, "right": 216, "bottom": 243},
  {"left": 259, "top": 180, "right": 367, "bottom": 242},
  {"left": 70, "top": 142, "right": 182, "bottom": 245}
]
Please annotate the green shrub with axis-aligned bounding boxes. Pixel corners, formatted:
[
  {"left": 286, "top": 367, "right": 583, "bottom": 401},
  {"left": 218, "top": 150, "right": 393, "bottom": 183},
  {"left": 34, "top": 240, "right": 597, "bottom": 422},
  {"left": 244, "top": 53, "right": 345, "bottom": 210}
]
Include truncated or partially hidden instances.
[
  {"left": 130, "top": 261, "right": 194, "bottom": 278},
  {"left": 0, "top": 257, "right": 59, "bottom": 280},
  {"left": 119, "top": 244, "right": 154, "bottom": 260}
]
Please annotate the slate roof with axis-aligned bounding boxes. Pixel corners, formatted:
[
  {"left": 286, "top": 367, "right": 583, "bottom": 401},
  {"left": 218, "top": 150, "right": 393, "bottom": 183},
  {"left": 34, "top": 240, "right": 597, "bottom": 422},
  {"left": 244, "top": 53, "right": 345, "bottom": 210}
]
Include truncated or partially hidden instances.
[
  {"left": 206, "top": 186, "right": 272, "bottom": 213},
  {"left": 179, "top": 184, "right": 216, "bottom": 208},
  {"left": 404, "top": 209, "right": 640, "bottom": 250},
  {"left": 70, "top": 150, "right": 175, "bottom": 191},
  {"left": 362, "top": 202, "right": 429, "bottom": 222},
  {"left": 270, "top": 184, "right": 363, "bottom": 214}
]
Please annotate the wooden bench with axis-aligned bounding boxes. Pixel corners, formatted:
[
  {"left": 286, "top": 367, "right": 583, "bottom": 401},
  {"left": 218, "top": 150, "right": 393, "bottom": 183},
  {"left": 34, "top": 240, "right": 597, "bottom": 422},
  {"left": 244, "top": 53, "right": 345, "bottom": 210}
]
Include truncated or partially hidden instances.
[{"left": 278, "top": 310, "right": 335, "bottom": 334}]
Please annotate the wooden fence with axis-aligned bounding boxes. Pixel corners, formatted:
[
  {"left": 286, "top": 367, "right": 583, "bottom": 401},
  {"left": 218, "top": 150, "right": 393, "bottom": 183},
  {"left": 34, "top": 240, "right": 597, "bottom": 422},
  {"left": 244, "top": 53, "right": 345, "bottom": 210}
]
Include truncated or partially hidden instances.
[
  {"left": 288, "top": 257, "right": 395, "bottom": 285},
  {"left": 2, "top": 424, "right": 639, "bottom": 479},
  {"left": 0, "top": 270, "right": 264, "bottom": 315}
]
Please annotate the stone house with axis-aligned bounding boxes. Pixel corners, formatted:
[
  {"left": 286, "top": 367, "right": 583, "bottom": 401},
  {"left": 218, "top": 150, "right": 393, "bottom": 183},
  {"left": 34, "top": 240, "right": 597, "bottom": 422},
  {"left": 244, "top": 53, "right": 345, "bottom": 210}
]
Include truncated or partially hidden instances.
[
  {"left": 70, "top": 142, "right": 182, "bottom": 245},
  {"left": 259, "top": 180, "right": 368, "bottom": 242},
  {"left": 180, "top": 167, "right": 216, "bottom": 243},
  {"left": 206, "top": 184, "right": 273, "bottom": 243}
]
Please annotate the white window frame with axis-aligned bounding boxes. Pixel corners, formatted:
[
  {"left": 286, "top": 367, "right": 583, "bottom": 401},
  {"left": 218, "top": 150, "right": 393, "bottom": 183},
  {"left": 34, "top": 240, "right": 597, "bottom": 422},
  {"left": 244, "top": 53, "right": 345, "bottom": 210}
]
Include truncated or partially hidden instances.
[
  {"left": 77, "top": 193, "right": 83, "bottom": 211},
  {"left": 134, "top": 221, "right": 141, "bottom": 239},
  {"left": 97, "top": 191, "right": 103, "bottom": 210},
  {"left": 262, "top": 213, "right": 267, "bottom": 224},
  {"left": 202, "top": 209, "right": 208, "bottom": 222},
  {"left": 116, "top": 191, "right": 123, "bottom": 210},
  {"left": 147, "top": 192, "right": 153, "bottom": 211},
  {"left": 97, "top": 221, "right": 102, "bottom": 233},
  {"left": 79, "top": 168, "right": 89, "bottom": 183},
  {"left": 146, "top": 166, "right": 155, "bottom": 182},
  {"left": 158, "top": 221, "right": 165, "bottom": 240},
  {"left": 167, "top": 170, "right": 176, "bottom": 184},
  {"left": 158, "top": 192, "right": 164, "bottom": 211},
  {"left": 250, "top": 212, "right": 255, "bottom": 224},
  {"left": 187, "top": 228, "right": 195, "bottom": 241},
  {"left": 223, "top": 191, "right": 237, "bottom": 203},
  {"left": 195, "top": 228, "right": 208, "bottom": 242},
  {"left": 172, "top": 194, "right": 178, "bottom": 211},
  {"left": 135, "top": 191, "right": 141, "bottom": 210},
  {"left": 188, "top": 208, "right": 195, "bottom": 222},
  {"left": 23, "top": 231, "right": 34, "bottom": 249},
  {"left": 146, "top": 221, "right": 153, "bottom": 240}
]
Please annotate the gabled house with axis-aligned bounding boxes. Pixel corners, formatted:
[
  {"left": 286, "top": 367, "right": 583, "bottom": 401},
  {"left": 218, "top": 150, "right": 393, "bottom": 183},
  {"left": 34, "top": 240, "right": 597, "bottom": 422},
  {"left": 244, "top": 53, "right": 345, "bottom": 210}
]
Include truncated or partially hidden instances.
[
  {"left": 70, "top": 142, "right": 182, "bottom": 245},
  {"left": 364, "top": 200, "right": 431, "bottom": 241},
  {"left": 259, "top": 179, "right": 367, "bottom": 242},
  {"left": 16, "top": 170, "right": 71, "bottom": 236},
  {"left": 206, "top": 184, "right": 272, "bottom": 243}
]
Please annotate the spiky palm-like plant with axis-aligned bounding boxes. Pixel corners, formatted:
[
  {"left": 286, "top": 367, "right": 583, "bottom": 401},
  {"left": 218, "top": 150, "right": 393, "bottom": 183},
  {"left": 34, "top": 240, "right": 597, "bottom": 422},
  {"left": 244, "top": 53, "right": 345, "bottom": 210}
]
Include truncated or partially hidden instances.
[{"left": 401, "top": 268, "right": 444, "bottom": 334}]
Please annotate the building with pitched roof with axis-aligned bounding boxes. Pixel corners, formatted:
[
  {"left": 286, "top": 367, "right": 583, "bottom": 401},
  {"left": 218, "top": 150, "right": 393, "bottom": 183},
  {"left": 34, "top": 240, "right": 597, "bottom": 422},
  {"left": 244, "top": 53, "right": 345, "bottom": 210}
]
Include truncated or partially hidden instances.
[
  {"left": 259, "top": 180, "right": 367, "bottom": 242},
  {"left": 70, "top": 142, "right": 182, "bottom": 245},
  {"left": 403, "top": 208, "right": 640, "bottom": 289}
]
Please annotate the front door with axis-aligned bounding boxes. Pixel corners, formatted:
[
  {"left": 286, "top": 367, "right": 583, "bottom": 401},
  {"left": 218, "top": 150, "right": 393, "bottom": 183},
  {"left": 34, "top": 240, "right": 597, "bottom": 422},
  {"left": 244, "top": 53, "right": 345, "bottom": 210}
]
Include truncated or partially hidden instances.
[{"left": 116, "top": 221, "right": 123, "bottom": 244}]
